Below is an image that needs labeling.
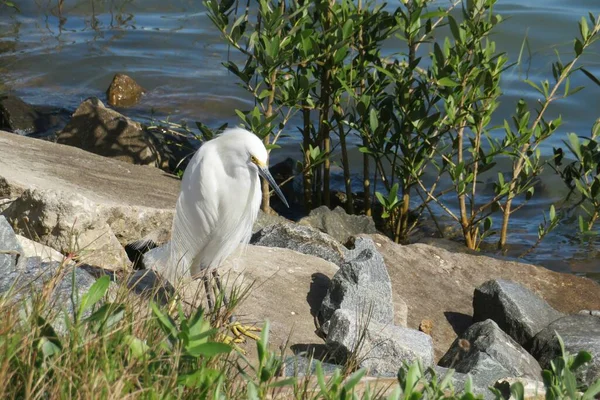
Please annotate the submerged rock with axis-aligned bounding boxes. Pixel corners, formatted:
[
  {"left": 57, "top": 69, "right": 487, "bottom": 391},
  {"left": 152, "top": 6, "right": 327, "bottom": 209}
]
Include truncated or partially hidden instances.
[{"left": 106, "top": 73, "right": 146, "bottom": 107}]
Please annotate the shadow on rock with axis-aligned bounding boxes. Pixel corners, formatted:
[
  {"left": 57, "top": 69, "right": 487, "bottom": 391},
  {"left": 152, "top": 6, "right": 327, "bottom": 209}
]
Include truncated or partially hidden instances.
[
  {"left": 444, "top": 311, "right": 472, "bottom": 336},
  {"left": 307, "top": 272, "right": 330, "bottom": 318}
]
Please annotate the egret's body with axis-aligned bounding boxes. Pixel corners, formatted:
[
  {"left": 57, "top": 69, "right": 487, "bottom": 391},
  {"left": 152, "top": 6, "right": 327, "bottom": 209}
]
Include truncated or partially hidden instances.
[{"left": 160, "top": 127, "right": 288, "bottom": 291}]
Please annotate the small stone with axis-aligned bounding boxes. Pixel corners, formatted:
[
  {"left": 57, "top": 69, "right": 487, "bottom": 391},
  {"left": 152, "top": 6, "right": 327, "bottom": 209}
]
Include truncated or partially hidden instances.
[
  {"left": 106, "top": 73, "right": 146, "bottom": 108},
  {"left": 419, "top": 319, "right": 433, "bottom": 336}
]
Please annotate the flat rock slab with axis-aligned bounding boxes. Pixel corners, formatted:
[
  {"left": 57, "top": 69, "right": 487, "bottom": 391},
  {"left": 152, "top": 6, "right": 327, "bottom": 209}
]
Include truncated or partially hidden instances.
[
  {"left": 365, "top": 234, "right": 600, "bottom": 361},
  {"left": 0, "top": 130, "right": 179, "bottom": 208},
  {"left": 177, "top": 245, "right": 340, "bottom": 362}
]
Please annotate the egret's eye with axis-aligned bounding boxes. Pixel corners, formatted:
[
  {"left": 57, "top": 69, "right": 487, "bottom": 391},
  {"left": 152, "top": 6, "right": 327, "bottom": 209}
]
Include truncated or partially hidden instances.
[{"left": 250, "top": 155, "right": 259, "bottom": 164}]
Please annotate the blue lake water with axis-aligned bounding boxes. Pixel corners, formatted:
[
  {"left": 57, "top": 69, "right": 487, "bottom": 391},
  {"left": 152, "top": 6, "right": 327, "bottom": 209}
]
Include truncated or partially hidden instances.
[{"left": 1, "top": 0, "right": 600, "bottom": 277}]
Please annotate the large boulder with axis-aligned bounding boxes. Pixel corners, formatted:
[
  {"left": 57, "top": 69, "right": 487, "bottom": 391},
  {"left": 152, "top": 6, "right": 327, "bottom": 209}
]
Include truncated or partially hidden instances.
[
  {"left": 439, "top": 319, "right": 541, "bottom": 380},
  {"left": 106, "top": 73, "right": 146, "bottom": 108},
  {"left": 473, "top": 279, "right": 564, "bottom": 350},
  {"left": 326, "top": 308, "right": 434, "bottom": 376},
  {"left": 299, "top": 206, "right": 377, "bottom": 244},
  {"left": 319, "top": 237, "right": 395, "bottom": 332},
  {"left": 251, "top": 223, "right": 346, "bottom": 267},
  {"left": 4, "top": 188, "right": 130, "bottom": 270},
  {"left": 531, "top": 314, "right": 600, "bottom": 386},
  {"left": 365, "top": 234, "right": 600, "bottom": 361},
  {"left": 0, "top": 131, "right": 179, "bottom": 270},
  {"left": 56, "top": 97, "right": 159, "bottom": 166}
]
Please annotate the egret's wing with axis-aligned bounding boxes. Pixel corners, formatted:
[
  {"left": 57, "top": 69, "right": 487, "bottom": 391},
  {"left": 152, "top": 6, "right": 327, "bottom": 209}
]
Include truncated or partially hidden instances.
[{"left": 163, "top": 147, "right": 220, "bottom": 283}]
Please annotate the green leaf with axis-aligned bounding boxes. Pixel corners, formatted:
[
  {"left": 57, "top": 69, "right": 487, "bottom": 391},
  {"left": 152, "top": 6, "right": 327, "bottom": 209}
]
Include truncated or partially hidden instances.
[
  {"left": 269, "top": 377, "right": 296, "bottom": 388},
  {"left": 187, "top": 342, "right": 232, "bottom": 358},
  {"left": 510, "top": 382, "right": 524, "bottom": 400},
  {"left": 572, "top": 350, "right": 592, "bottom": 371},
  {"left": 344, "top": 369, "right": 366, "bottom": 391},
  {"left": 78, "top": 275, "right": 110, "bottom": 318},
  {"left": 151, "top": 301, "right": 178, "bottom": 341},
  {"left": 583, "top": 377, "right": 600, "bottom": 399},
  {"left": 124, "top": 335, "right": 150, "bottom": 359},
  {"left": 437, "top": 77, "right": 459, "bottom": 87},
  {"left": 581, "top": 68, "right": 600, "bottom": 88}
]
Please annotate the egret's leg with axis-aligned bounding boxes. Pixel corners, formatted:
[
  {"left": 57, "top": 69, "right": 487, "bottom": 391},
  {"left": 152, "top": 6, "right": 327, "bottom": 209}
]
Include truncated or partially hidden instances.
[
  {"left": 212, "top": 270, "right": 232, "bottom": 319},
  {"left": 210, "top": 270, "right": 261, "bottom": 343},
  {"left": 203, "top": 275, "right": 215, "bottom": 312}
]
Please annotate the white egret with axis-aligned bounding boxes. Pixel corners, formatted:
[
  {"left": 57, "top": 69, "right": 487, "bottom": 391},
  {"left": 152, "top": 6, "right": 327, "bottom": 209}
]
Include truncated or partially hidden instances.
[{"left": 159, "top": 127, "right": 288, "bottom": 312}]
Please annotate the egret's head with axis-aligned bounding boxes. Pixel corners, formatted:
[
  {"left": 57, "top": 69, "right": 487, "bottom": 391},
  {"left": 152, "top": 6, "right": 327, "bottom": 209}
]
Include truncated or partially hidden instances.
[
  {"left": 247, "top": 147, "right": 289, "bottom": 209},
  {"left": 220, "top": 127, "right": 289, "bottom": 208}
]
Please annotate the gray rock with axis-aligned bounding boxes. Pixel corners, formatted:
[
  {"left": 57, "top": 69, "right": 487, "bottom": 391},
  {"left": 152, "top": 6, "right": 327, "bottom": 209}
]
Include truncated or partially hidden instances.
[
  {"left": 0, "top": 256, "right": 100, "bottom": 333},
  {"left": 473, "top": 279, "right": 563, "bottom": 350},
  {"left": 57, "top": 97, "right": 159, "bottom": 166},
  {"left": 251, "top": 223, "right": 346, "bottom": 267},
  {"left": 0, "top": 215, "right": 22, "bottom": 272},
  {"left": 531, "top": 314, "right": 600, "bottom": 386},
  {"left": 326, "top": 308, "right": 434, "bottom": 376},
  {"left": 298, "top": 206, "right": 377, "bottom": 244},
  {"left": 319, "top": 237, "right": 393, "bottom": 331},
  {"left": 439, "top": 319, "right": 541, "bottom": 381},
  {"left": 579, "top": 309, "right": 600, "bottom": 317},
  {"left": 127, "top": 269, "right": 174, "bottom": 304},
  {"left": 252, "top": 210, "right": 291, "bottom": 234},
  {"left": 282, "top": 355, "right": 341, "bottom": 377}
]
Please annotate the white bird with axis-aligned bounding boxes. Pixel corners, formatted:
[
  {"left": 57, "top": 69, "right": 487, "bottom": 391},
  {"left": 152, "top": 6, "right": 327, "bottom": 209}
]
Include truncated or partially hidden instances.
[{"left": 158, "top": 127, "right": 288, "bottom": 308}]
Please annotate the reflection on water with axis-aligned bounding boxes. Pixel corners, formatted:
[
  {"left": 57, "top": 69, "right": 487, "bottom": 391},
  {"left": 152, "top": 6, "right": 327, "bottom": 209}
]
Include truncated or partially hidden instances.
[{"left": 1, "top": 0, "right": 600, "bottom": 276}]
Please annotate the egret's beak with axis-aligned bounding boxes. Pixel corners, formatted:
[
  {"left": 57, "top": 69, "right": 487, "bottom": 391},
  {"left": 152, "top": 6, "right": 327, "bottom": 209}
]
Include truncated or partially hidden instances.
[{"left": 257, "top": 166, "right": 289, "bottom": 208}]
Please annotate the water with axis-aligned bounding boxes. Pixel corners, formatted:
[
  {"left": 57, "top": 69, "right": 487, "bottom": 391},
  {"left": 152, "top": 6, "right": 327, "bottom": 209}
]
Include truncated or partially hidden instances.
[{"left": 1, "top": 0, "right": 600, "bottom": 276}]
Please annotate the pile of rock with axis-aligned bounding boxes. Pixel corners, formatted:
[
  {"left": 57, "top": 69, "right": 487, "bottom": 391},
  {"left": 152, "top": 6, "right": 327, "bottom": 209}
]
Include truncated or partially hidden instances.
[{"left": 2, "top": 131, "right": 600, "bottom": 398}]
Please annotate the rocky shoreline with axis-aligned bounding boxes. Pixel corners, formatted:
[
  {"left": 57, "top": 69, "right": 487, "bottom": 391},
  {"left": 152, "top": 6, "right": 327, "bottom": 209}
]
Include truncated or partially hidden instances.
[{"left": 2, "top": 118, "right": 600, "bottom": 397}]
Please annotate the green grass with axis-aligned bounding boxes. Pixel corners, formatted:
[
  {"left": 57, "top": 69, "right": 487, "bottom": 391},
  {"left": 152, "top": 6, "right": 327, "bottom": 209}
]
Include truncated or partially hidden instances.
[{"left": 1, "top": 262, "right": 600, "bottom": 399}]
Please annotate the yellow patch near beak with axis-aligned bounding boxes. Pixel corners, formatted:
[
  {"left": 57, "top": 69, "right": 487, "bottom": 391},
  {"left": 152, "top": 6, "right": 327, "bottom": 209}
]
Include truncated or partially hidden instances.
[{"left": 251, "top": 155, "right": 266, "bottom": 168}]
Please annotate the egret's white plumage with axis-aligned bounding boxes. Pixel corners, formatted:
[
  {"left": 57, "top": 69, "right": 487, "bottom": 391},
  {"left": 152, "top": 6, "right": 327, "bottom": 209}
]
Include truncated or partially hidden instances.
[{"left": 157, "top": 127, "right": 288, "bottom": 285}]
